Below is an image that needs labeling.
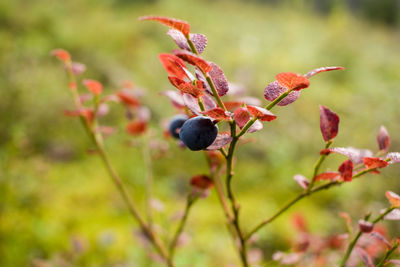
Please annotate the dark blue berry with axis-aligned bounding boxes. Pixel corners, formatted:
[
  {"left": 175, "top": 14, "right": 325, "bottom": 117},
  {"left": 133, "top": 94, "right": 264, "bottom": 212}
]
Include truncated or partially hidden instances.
[
  {"left": 169, "top": 114, "right": 188, "bottom": 139},
  {"left": 179, "top": 116, "right": 218, "bottom": 151}
]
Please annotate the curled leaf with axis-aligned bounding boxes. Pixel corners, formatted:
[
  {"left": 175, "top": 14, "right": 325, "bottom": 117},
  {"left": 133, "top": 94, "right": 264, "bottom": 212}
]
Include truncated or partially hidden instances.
[
  {"left": 83, "top": 79, "right": 102, "bottom": 95},
  {"left": 276, "top": 72, "right": 310, "bottom": 91},
  {"left": 234, "top": 108, "right": 251, "bottom": 129},
  {"left": 293, "top": 174, "right": 309, "bottom": 189},
  {"left": 247, "top": 105, "right": 277, "bottom": 121},
  {"left": 338, "top": 159, "right": 353, "bottom": 182},
  {"left": 319, "top": 105, "right": 339, "bottom": 142},
  {"left": 363, "top": 157, "right": 388, "bottom": 169},
  {"left": 264, "top": 81, "right": 301, "bottom": 106},
  {"left": 377, "top": 126, "right": 390, "bottom": 152},
  {"left": 206, "top": 133, "right": 233, "bottom": 150},
  {"left": 201, "top": 107, "right": 231, "bottom": 121},
  {"left": 386, "top": 191, "right": 400, "bottom": 207},
  {"left": 159, "top": 53, "right": 188, "bottom": 80},
  {"left": 168, "top": 76, "right": 204, "bottom": 97},
  {"left": 139, "top": 15, "right": 190, "bottom": 36},
  {"left": 305, "top": 66, "right": 344, "bottom": 78},
  {"left": 174, "top": 50, "right": 211, "bottom": 73}
]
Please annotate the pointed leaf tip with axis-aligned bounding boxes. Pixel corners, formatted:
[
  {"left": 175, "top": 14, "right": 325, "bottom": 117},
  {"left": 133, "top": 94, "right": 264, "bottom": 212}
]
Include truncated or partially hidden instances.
[
  {"left": 276, "top": 72, "right": 310, "bottom": 91},
  {"left": 174, "top": 50, "right": 211, "bottom": 73},
  {"left": 363, "top": 157, "right": 388, "bottom": 169},
  {"left": 305, "top": 66, "right": 345, "bottom": 78},
  {"left": 319, "top": 106, "right": 339, "bottom": 142},
  {"left": 139, "top": 15, "right": 190, "bottom": 36},
  {"left": 159, "top": 53, "right": 188, "bottom": 80}
]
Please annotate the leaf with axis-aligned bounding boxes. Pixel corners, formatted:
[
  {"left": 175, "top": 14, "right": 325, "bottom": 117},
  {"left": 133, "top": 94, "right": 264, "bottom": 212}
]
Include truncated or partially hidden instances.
[
  {"left": 386, "top": 191, "right": 400, "bottom": 207},
  {"left": 206, "top": 133, "right": 233, "bottom": 150},
  {"left": 314, "top": 172, "right": 340, "bottom": 182},
  {"left": 234, "top": 108, "right": 251, "bottom": 129},
  {"left": 358, "top": 220, "right": 374, "bottom": 233},
  {"left": 126, "top": 121, "right": 147, "bottom": 136},
  {"left": 167, "top": 30, "right": 207, "bottom": 54},
  {"left": 168, "top": 76, "right": 204, "bottom": 97},
  {"left": 338, "top": 159, "right": 353, "bottom": 182},
  {"left": 174, "top": 50, "right": 211, "bottom": 73},
  {"left": 304, "top": 66, "right": 345, "bottom": 78},
  {"left": 158, "top": 53, "right": 188, "bottom": 80},
  {"left": 83, "top": 79, "right": 102, "bottom": 95},
  {"left": 64, "top": 109, "right": 94, "bottom": 125},
  {"left": 139, "top": 15, "right": 190, "bottom": 36},
  {"left": 363, "top": 157, "right": 388, "bottom": 169},
  {"left": 325, "top": 147, "right": 373, "bottom": 164},
  {"left": 276, "top": 72, "right": 310, "bottom": 91},
  {"left": 161, "top": 90, "right": 185, "bottom": 108},
  {"left": 356, "top": 247, "right": 375, "bottom": 267},
  {"left": 209, "top": 62, "right": 229, "bottom": 96},
  {"left": 319, "top": 105, "right": 340, "bottom": 142},
  {"left": 370, "top": 231, "right": 392, "bottom": 249},
  {"left": 264, "top": 81, "right": 301, "bottom": 106},
  {"left": 293, "top": 174, "right": 309, "bottom": 189},
  {"left": 382, "top": 209, "right": 400, "bottom": 220},
  {"left": 247, "top": 120, "right": 263, "bottom": 133},
  {"left": 247, "top": 105, "right": 277, "bottom": 121},
  {"left": 224, "top": 101, "right": 245, "bottom": 110},
  {"left": 117, "top": 91, "right": 140, "bottom": 107},
  {"left": 71, "top": 62, "right": 86, "bottom": 75},
  {"left": 377, "top": 126, "right": 390, "bottom": 152},
  {"left": 202, "top": 94, "right": 217, "bottom": 110},
  {"left": 51, "top": 48, "right": 70, "bottom": 62},
  {"left": 201, "top": 108, "right": 231, "bottom": 121},
  {"left": 387, "top": 152, "right": 400, "bottom": 164},
  {"left": 190, "top": 175, "right": 213, "bottom": 189},
  {"left": 182, "top": 93, "right": 201, "bottom": 115}
]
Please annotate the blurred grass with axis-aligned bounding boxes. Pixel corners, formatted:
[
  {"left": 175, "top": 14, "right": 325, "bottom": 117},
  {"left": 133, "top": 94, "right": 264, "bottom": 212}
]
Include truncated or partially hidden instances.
[{"left": 1, "top": 0, "right": 400, "bottom": 266}]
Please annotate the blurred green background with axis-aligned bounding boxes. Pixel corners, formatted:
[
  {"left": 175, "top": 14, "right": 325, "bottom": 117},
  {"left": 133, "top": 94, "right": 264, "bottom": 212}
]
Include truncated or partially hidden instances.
[{"left": 1, "top": 0, "right": 400, "bottom": 266}]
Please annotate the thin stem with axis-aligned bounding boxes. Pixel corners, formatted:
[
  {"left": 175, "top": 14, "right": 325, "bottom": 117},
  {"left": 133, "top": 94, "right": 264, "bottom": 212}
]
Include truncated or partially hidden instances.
[
  {"left": 340, "top": 207, "right": 395, "bottom": 267},
  {"left": 142, "top": 134, "right": 154, "bottom": 227},
  {"left": 245, "top": 167, "right": 381, "bottom": 241},
  {"left": 169, "top": 195, "right": 197, "bottom": 260},
  {"left": 376, "top": 242, "right": 399, "bottom": 267},
  {"left": 306, "top": 140, "right": 333, "bottom": 192}
]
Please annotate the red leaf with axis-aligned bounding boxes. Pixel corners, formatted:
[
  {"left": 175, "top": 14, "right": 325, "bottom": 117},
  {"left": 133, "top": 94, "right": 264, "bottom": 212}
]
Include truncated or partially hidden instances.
[
  {"left": 201, "top": 107, "right": 231, "bottom": 121},
  {"left": 247, "top": 105, "right": 277, "bottom": 122},
  {"left": 224, "top": 101, "right": 245, "bottom": 110},
  {"left": 276, "top": 72, "right": 310, "bottom": 91},
  {"left": 386, "top": 191, "right": 400, "bottom": 207},
  {"left": 117, "top": 91, "right": 140, "bottom": 107},
  {"left": 190, "top": 175, "right": 213, "bottom": 189},
  {"left": 168, "top": 76, "right": 204, "bottom": 97},
  {"left": 126, "top": 121, "right": 147, "bottom": 136},
  {"left": 51, "top": 48, "right": 70, "bottom": 62},
  {"left": 326, "top": 147, "right": 373, "bottom": 164},
  {"left": 304, "top": 66, "right": 344, "bottom": 78},
  {"left": 139, "top": 15, "right": 190, "bottom": 36},
  {"left": 83, "top": 79, "right": 102, "bottom": 95},
  {"left": 209, "top": 62, "right": 229, "bottom": 96},
  {"left": 377, "top": 126, "right": 390, "bottom": 152},
  {"left": 264, "top": 81, "right": 301, "bottom": 106},
  {"left": 159, "top": 53, "right": 188, "bottom": 80},
  {"left": 314, "top": 172, "right": 340, "bottom": 181},
  {"left": 234, "top": 108, "right": 250, "bottom": 129},
  {"left": 319, "top": 105, "right": 340, "bottom": 142},
  {"left": 174, "top": 50, "right": 211, "bottom": 73},
  {"left": 206, "top": 133, "right": 233, "bottom": 150},
  {"left": 338, "top": 159, "right": 353, "bottom": 182},
  {"left": 167, "top": 29, "right": 207, "bottom": 54},
  {"left": 363, "top": 157, "right": 388, "bottom": 169},
  {"left": 64, "top": 109, "right": 94, "bottom": 124},
  {"left": 161, "top": 90, "right": 185, "bottom": 108},
  {"left": 293, "top": 174, "right": 309, "bottom": 189},
  {"left": 356, "top": 247, "right": 374, "bottom": 267}
]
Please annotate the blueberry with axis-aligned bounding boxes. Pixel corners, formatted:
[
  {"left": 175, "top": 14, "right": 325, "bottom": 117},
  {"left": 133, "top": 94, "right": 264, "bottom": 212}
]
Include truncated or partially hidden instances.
[
  {"left": 169, "top": 114, "right": 188, "bottom": 139},
  {"left": 179, "top": 116, "right": 218, "bottom": 151}
]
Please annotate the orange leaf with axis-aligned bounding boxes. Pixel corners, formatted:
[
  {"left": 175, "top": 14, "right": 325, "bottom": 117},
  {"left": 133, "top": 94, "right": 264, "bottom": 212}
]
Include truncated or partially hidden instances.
[
  {"left": 117, "top": 91, "right": 140, "bottom": 107},
  {"left": 363, "top": 157, "right": 388, "bottom": 169},
  {"left": 276, "top": 72, "right": 310, "bottom": 91},
  {"left": 174, "top": 50, "right": 211, "bottom": 73},
  {"left": 126, "top": 121, "right": 147, "bottom": 136},
  {"left": 139, "top": 15, "right": 190, "bottom": 36},
  {"left": 83, "top": 79, "right": 102, "bottom": 95},
  {"left": 314, "top": 172, "right": 340, "bottom": 181},
  {"left": 159, "top": 53, "right": 188, "bottom": 80},
  {"left": 190, "top": 175, "right": 213, "bottom": 189},
  {"left": 234, "top": 107, "right": 250, "bottom": 128},
  {"left": 201, "top": 107, "right": 231, "bottom": 121},
  {"left": 51, "top": 49, "right": 70, "bottom": 62},
  {"left": 168, "top": 76, "right": 204, "bottom": 97},
  {"left": 386, "top": 191, "right": 400, "bottom": 207},
  {"left": 64, "top": 109, "right": 94, "bottom": 125},
  {"left": 247, "top": 105, "right": 277, "bottom": 121}
]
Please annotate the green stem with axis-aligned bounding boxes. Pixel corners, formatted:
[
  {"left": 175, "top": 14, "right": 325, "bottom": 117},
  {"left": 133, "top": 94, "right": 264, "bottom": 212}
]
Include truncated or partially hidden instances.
[
  {"left": 169, "top": 195, "right": 197, "bottom": 260},
  {"left": 306, "top": 140, "right": 333, "bottom": 192},
  {"left": 376, "top": 242, "right": 399, "bottom": 267},
  {"left": 340, "top": 207, "right": 395, "bottom": 267}
]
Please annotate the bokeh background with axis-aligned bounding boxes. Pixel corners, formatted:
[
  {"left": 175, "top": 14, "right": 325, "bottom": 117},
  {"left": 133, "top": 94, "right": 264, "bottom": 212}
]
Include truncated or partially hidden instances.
[{"left": 1, "top": 0, "right": 400, "bottom": 266}]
